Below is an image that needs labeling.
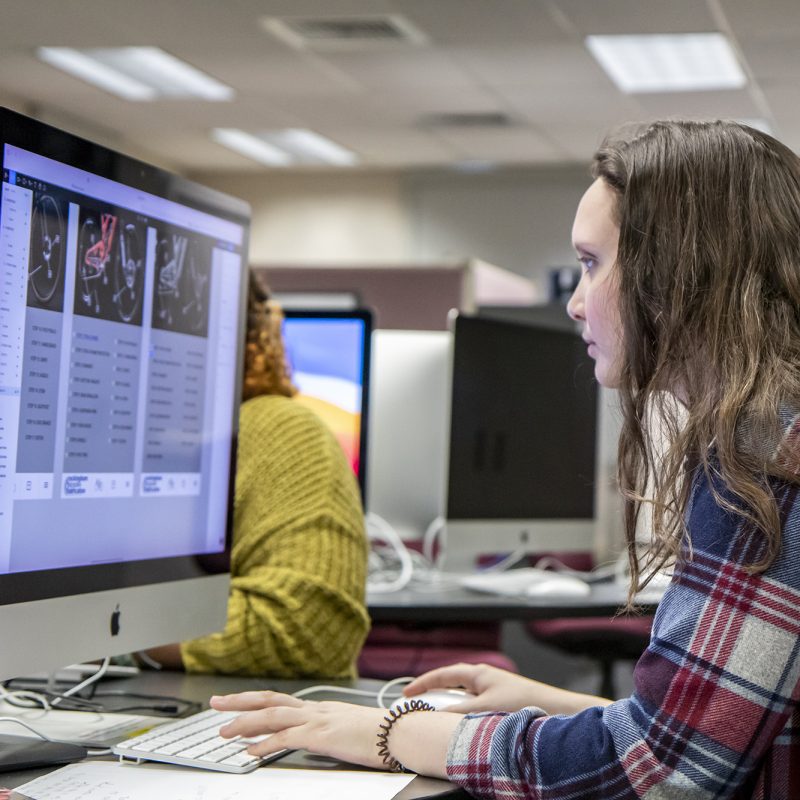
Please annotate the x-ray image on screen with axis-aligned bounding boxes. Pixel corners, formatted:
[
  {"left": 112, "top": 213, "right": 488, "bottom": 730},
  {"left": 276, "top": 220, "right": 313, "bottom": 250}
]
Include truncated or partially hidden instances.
[
  {"left": 26, "top": 182, "right": 68, "bottom": 313},
  {"left": 73, "top": 202, "right": 146, "bottom": 326},
  {"left": 151, "top": 226, "right": 212, "bottom": 338}
]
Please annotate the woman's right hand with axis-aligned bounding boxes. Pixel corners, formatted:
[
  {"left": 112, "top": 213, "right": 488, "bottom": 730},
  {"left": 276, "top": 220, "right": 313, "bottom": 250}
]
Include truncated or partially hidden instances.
[
  {"left": 402, "top": 663, "right": 545, "bottom": 713},
  {"left": 403, "top": 662, "right": 611, "bottom": 716}
]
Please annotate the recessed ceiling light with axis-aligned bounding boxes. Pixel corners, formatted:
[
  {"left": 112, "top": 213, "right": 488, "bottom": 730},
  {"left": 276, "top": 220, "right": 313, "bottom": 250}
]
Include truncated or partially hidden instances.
[
  {"left": 211, "top": 129, "right": 358, "bottom": 167},
  {"left": 211, "top": 130, "right": 292, "bottom": 167},
  {"left": 37, "top": 47, "right": 234, "bottom": 101},
  {"left": 264, "top": 129, "right": 358, "bottom": 166},
  {"left": 585, "top": 33, "right": 746, "bottom": 93}
]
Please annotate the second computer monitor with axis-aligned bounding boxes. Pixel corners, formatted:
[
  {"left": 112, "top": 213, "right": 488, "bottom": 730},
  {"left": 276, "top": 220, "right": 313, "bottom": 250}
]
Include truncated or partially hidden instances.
[
  {"left": 281, "top": 310, "right": 372, "bottom": 499},
  {"left": 441, "top": 313, "right": 599, "bottom": 571}
]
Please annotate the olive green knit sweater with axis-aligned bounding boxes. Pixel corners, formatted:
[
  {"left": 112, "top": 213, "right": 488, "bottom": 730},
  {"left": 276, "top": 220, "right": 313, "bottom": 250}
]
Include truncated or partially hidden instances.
[{"left": 180, "top": 394, "right": 370, "bottom": 678}]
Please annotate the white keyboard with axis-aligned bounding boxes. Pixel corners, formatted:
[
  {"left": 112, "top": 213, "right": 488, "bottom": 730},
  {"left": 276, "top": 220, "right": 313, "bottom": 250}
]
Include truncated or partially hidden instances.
[{"left": 113, "top": 707, "right": 285, "bottom": 773}]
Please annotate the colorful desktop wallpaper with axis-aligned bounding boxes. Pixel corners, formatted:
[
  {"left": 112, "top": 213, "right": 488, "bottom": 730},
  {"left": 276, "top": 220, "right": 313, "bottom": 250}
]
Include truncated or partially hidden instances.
[{"left": 281, "top": 317, "right": 366, "bottom": 479}]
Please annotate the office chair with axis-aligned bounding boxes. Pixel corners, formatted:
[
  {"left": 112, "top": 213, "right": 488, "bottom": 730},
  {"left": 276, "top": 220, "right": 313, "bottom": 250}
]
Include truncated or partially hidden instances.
[
  {"left": 358, "top": 622, "right": 517, "bottom": 680},
  {"left": 524, "top": 553, "right": 652, "bottom": 699}
]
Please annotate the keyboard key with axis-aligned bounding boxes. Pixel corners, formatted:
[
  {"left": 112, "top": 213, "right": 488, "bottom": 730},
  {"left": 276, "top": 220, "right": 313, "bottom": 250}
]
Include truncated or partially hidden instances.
[{"left": 112, "top": 708, "right": 275, "bottom": 774}]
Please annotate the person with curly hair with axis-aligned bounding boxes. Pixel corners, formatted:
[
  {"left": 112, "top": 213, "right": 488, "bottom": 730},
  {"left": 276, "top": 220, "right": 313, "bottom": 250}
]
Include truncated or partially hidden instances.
[
  {"left": 144, "top": 272, "right": 369, "bottom": 678},
  {"left": 211, "top": 120, "right": 800, "bottom": 797}
]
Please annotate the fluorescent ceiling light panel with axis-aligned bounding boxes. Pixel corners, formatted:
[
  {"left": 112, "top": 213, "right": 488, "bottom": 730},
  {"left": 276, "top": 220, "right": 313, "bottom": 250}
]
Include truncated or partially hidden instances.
[
  {"left": 264, "top": 129, "right": 358, "bottom": 166},
  {"left": 37, "top": 47, "right": 233, "bottom": 101},
  {"left": 37, "top": 47, "right": 156, "bottom": 101},
  {"left": 211, "top": 129, "right": 358, "bottom": 167},
  {"left": 585, "top": 33, "right": 746, "bottom": 93},
  {"left": 211, "top": 129, "right": 292, "bottom": 166}
]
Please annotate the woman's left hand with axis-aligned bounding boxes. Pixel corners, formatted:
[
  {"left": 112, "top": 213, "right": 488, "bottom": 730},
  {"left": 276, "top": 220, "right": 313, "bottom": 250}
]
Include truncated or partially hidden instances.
[{"left": 210, "top": 691, "right": 388, "bottom": 769}]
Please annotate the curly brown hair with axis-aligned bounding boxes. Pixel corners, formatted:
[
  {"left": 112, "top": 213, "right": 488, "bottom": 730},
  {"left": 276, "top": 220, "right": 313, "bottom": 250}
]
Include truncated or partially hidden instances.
[
  {"left": 593, "top": 120, "right": 800, "bottom": 598},
  {"left": 242, "top": 271, "right": 297, "bottom": 402}
]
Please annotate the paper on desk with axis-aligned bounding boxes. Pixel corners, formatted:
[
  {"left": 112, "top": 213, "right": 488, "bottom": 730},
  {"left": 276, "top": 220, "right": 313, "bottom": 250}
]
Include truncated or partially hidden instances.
[{"left": 15, "top": 760, "right": 416, "bottom": 800}]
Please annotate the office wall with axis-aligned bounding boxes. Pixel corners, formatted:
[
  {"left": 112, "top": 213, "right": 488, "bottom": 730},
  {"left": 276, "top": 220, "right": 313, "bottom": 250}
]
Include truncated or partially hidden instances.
[
  {"left": 405, "top": 167, "right": 590, "bottom": 289},
  {"left": 189, "top": 165, "right": 591, "bottom": 295},
  {"left": 186, "top": 171, "right": 414, "bottom": 264}
]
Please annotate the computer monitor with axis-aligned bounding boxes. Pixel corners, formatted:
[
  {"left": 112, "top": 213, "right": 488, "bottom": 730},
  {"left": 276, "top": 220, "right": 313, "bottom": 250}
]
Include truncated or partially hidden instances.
[
  {"left": 366, "top": 330, "right": 451, "bottom": 540},
  {"left": 0, "top": 108, "right": 248, "bottom": 683},
  {"left": 440, "top": 313, "right": 599, "bottom": 571},
  {"left": 281, "top": 310, "right": 372, "bottom": 499}
]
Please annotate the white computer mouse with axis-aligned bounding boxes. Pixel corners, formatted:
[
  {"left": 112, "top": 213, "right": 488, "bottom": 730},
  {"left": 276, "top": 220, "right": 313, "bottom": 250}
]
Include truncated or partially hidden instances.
[
  {"left": 525, "top": 575, "right": 591, "bottom": 597},
  {"left": 388, "top": 688, "right": 476, "bottom": 714}
]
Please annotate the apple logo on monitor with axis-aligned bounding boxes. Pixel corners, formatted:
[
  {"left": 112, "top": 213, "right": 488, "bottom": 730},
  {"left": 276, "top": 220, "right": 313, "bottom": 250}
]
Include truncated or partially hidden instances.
[{"left": 110, "top": 604, "right": 121, "bottom": 637}]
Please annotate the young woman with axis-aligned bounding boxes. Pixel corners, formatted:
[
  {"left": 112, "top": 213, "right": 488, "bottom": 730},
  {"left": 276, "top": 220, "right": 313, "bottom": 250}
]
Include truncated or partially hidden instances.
[
  {"left": 211, "top": 121, "right": 800, "bottom": 797},
  {"left": 145, "top": 272, "right": 370, "bottom": 678}
]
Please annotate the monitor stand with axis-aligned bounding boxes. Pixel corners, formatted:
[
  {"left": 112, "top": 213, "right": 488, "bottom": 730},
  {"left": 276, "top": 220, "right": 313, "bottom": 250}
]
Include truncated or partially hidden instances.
[{"left": 0, "top": 734, "right": 87, "bottom": 773}]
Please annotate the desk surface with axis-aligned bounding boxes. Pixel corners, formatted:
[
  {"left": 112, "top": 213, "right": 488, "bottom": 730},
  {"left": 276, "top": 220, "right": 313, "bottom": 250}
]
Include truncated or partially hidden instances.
[
  {"left": 368, "top": 580, "right": 659, "bottom": 623},
  {"left": 5, "top": 672, "right": 465, "bottom": 800}
]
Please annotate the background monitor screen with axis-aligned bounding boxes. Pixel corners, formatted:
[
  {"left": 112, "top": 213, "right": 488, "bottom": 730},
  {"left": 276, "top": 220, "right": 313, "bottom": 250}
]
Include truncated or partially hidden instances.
[
  {"left": 442, "top": 313, "right": 599, "bottom": 569},
  {"left": 281, "top": 310, "right": 371, "bottom": 499},
  {"left": 0, "top": 107, "right": 249, "bottom": 681}
]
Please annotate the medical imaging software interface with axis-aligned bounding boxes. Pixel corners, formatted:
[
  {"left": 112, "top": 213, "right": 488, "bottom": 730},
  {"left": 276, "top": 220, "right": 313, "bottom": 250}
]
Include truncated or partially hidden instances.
[{"left": 0, "top": 144, "right": 244, "bottom": 575}]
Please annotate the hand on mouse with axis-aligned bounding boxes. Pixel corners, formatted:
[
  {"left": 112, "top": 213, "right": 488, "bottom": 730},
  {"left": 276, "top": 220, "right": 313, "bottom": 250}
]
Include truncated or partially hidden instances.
[{"left": 403, "top": 663, "right": 613, "bottom": 715}]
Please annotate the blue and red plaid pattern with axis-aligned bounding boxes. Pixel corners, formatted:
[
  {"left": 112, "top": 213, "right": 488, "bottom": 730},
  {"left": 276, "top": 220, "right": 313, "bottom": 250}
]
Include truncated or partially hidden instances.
[{"left": 447, "top": 414, "right": 800, "bottom": 798}]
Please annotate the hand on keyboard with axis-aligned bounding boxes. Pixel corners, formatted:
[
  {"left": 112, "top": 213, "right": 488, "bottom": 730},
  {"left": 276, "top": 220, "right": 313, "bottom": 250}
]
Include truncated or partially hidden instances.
[{"left": 112, "top": 707, "right": 288, "bottom": 773}]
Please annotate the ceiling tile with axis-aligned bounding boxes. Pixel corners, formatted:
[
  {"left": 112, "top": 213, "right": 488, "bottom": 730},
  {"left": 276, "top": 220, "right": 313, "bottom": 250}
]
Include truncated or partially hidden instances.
[{"left": 555, "top": 0, "right": 718, "bottom": 36}]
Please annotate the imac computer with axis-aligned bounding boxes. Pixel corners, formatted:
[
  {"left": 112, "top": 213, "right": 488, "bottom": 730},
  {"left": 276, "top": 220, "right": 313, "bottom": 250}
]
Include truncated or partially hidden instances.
[
  {"left": 440, "top": 313, "right": 599, "bottom": 571},
  {"left": 281, "top": 310, "right": 372, "bottom": 499},
  {"left": 366, "top": 330, "right": 451, "bottom": 541},
  {"left": 0, "top": 109, "right": 248, "bottom": 690}
]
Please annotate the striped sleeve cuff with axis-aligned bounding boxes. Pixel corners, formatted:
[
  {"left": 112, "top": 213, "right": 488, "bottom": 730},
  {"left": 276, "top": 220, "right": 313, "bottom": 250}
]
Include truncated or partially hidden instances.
[{"left": 446, "top": 707, "right": 547, "bottom": 797}]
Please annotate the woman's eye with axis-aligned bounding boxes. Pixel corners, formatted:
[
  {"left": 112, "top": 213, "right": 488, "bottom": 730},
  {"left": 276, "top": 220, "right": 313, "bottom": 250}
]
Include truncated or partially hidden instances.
[{"left": 578, "top": 256, "right": 597, "bottom": 272}]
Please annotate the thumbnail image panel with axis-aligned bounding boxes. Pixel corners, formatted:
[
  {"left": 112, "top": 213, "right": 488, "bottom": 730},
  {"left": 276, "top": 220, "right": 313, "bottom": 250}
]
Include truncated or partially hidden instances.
[
  {"left": 73, "top": 203, "right": 146, "bottom": 326},
  {"left": 151, "top": 226, "right": 211, "bottom": 338},
  {"left": 27, "top": 188, "right": 69, "bottom": 312}
]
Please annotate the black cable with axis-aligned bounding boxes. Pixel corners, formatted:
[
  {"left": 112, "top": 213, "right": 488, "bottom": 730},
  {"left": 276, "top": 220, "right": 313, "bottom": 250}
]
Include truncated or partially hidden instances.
[
  {"left": 90, "top": 691, "right": 202, "bottom": 717},
  {"left": 2, "top": 679, "right": 201, "bottom": 717}
]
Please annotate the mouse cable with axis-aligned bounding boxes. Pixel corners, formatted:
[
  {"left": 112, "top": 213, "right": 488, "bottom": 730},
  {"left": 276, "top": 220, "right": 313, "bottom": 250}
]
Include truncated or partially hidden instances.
[{"left": 291, "top": 676, "right": 415, "bottom": 709}]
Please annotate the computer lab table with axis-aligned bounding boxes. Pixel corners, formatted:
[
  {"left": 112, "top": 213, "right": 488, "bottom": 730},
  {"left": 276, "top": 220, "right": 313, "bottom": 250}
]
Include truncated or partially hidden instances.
[
  {"left": 367, "top": 579, "right": 660, "bottom": 624},
  {"left": 4, "top": 672, "right": 466, "bottom": 800}
]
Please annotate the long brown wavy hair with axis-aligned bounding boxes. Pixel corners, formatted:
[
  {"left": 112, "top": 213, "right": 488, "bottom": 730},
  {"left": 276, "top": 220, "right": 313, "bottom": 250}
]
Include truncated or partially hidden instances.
[
  {"left": 242, "top": 271, "right": 297, "bottom": 402},
  {"left": 593, "top": 120, "right": 800, "bottom": 598}
]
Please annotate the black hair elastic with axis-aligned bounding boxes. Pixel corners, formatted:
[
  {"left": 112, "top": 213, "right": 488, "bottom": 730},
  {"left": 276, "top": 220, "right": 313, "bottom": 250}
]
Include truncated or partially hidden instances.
[{"left": 376, "top": 699, "right": 436, "bottom": 773}]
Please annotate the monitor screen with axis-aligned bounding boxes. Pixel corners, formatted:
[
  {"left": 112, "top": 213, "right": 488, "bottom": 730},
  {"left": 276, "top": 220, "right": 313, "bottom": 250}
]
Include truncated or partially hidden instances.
[
  {"left": 281, "top": 310, "right": 371, "bottom": 499},
  {"left": 0, "top": 108, "right": 249, "bottom": 680},
  {"left": 442, "top": 313, "right": 599, "bottom": 570}
]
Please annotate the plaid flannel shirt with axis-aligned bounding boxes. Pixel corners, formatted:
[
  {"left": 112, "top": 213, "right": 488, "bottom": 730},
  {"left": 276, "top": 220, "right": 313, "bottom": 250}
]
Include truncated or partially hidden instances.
[{"left": 447, "top": 414, "right": 800, "bottom": 799}]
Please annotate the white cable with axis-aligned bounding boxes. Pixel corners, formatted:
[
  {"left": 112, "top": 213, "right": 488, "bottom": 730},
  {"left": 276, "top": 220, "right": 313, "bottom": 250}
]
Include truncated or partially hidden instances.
[
  {"left": 375, "top": 676, "right": 414, "bottom": 709},
  {"left": 0, "top": 686, "right": 51, "bottom": 711},
  {"left": 291, "top": 685, "right": 382, "bottom": 700},
  {"left": 365, "top": 512, "right": 415, "bottom": 593},
  {"left": 291, "top": 680, "right": 410, "bottom": 708},
  {"left": 0, "top": 716, "right": 53, "bottom": 741},
  {"left": 478, "top": 549, "right": 527, "bottom": 573},
  {"left": 0, "top": 716, "right": 108, "bottom": 755},
  {"left": 54, "top": 657, "right": 111, "bottom": 703},
  {"left": 422, "top": 516, "right": 445, "bottom": 565},
  {"left": 135, "top": 651, "right": 163, "bottom": 670}
]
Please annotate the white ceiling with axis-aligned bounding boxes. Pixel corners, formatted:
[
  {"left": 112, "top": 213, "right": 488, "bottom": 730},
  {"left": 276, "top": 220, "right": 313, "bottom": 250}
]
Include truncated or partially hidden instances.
[{"left": 0, "top": 0, "right": 797, "bottom": 174}]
